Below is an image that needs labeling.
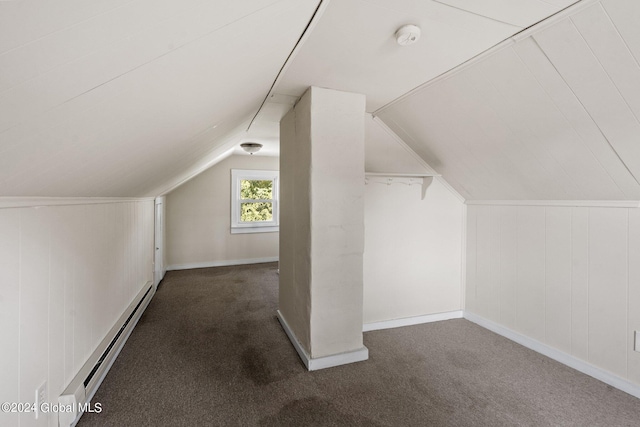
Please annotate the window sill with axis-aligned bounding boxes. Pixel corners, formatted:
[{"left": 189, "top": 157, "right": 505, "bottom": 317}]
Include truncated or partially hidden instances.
[{"left": 231, "top": 226, "right": 279, "bottom": 234}]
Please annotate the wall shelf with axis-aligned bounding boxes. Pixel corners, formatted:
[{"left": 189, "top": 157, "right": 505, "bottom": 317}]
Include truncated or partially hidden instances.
[
  {"left": 364, "top": 173, "right": 441, "bottom": 200},
  {"left": 364, "top": 172, "right": 441, "bottom": 177}
]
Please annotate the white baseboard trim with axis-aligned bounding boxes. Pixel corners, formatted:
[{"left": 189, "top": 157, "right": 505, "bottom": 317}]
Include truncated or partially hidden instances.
[
  {"left": 363, "top": 310, "right": 464, "bottom": 332},
  {"left": 276, "top": 310, "right": 369, "bottom": 371},
  {"left": 167, "top": 257, "right": 278, "bottom": 271},
  {"left": 464, "top": 311, "right": 640, "bottom": 400}
]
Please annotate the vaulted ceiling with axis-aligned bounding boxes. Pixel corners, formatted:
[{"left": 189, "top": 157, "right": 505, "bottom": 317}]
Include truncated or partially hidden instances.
[
  {"left": 378, "top": 0, "right": 640, "bottom": 200},
  {"left": 2, "top": 0, "right": 637, "bottom": 201}
]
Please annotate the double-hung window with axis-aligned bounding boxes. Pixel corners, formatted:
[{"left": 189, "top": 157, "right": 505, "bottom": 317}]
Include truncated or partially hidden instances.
[{"left": 230, "top": 169, "right": 279, "bottom": 234}]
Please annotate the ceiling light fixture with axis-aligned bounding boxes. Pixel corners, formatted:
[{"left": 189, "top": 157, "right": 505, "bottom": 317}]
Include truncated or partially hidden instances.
[
  {"left": 395, "top": 24, "right": 421, "bottom": 46},
  {"left": 240, "top": 142, "right": 263, "bottom": 154}
]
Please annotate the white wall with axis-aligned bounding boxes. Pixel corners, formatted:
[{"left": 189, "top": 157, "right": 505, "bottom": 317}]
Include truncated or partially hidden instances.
[
  {"left": 466, "top": 204, "right": 640, "bottom": 387},
  {"left": 165, "top": 155, "right": 279, "bottom": 269},
  {"left": 0, "top": 199, "right": 154, "bottom": 427},
  {"left": 363, "top": 178, "right": 464, "bottom": 324}
]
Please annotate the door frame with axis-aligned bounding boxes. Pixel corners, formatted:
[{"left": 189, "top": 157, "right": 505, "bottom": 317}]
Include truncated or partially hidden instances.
[{"left": 154, "top": 196, "right": 165, "bottom": 288}]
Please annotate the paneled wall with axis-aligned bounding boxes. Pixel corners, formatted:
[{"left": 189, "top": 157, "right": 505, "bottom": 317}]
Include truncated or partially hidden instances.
[
  {"left": 364, "top": 178, "right": 464, "bottom": 323},
  {"left": 0, "top": 199, "right": 154, "bottom": 427},
  {"left": 466, "top": 204, "right": 640, "bottom": 386}
]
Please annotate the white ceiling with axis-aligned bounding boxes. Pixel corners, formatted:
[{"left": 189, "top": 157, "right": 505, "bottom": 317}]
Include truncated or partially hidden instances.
[
  {"left": 3, "top": 0, "right": 636, "bottom": 200},
  {"left": 0, "top": 0, "right": 320, "bottom": 197},
  {"left": 378, "top": 0, "right": 640, "bottom": 200},
  {"left": 274, "top": 0, "right": 577, "bottom": 112}
]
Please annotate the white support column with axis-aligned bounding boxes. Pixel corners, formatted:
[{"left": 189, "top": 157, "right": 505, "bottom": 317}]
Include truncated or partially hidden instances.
[{"left": 278, "top": 86, "right": 368, "bottom": 370}]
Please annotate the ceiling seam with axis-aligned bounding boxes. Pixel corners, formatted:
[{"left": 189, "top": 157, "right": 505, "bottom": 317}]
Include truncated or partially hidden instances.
[
  {"left": 0, "top": 0, "right": 139, "bottom": 57},
  {"left": 512, "top": 40, "right": 626, "bottom": 199},
  {"left": 570, "top": 14, "right": 640, "bottom": 130},
  {"left": 438, "top": 73, "right": 524, "bottom": 200},
  {"left": 568, "top": 15, "right": 640, "bottom": 189},
  {"left": 246, "top": 0, "right": 327, "bottom": 132},
  {"left": 509, "top": 41, "right": 613, "bottom": 200},
  {"left": 430, "top": 0, "right": 522, "bottom": 27},
  {"left": 530, "top": 36, "right": 640, "bottom": 191},
  {"left": 372, "top": 0, "right": 586, "bottom": 117},
  {"left": 0, "top": 0, "right": 232, "bottom": 97},
  {"left": 0, "top": 0, "right": 288, "bottom": 138},
  {"left": 600, "top": 1, "right": 640, "bottom": 70},
  {"left": 456, "top": 69, "right": 546, "bottom": 200},
  {"left": 463, "top": 64, "right": 564, "bottom": 200}
]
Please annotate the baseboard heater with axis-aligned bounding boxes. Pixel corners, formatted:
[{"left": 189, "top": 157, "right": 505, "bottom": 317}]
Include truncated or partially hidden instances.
[{"left": 58, "top": 282, "right": 154, "bottom": 427}]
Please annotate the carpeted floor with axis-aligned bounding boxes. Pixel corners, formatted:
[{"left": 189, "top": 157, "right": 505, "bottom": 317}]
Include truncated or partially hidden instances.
[{"left": 79, "top": 262, "right": 640, "bottom": 426}]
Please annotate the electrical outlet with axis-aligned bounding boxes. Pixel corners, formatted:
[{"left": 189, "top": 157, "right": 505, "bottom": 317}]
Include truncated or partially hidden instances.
[
  {"left": 635, "top": 331, "right": 640, "bottom": 352},
  {"left": 35, "top": 382, "right": 46, "bottom": 420}
]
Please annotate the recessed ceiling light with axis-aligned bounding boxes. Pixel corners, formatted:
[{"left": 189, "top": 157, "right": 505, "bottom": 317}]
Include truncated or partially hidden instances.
[{"left": 395, "top": 24, "right": 421, "bottom": 46}]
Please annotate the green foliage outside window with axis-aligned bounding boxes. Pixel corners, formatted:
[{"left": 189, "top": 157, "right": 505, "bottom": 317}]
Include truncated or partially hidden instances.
[{"left": 240, "top": 180, "right": 273, "bottom": 222}]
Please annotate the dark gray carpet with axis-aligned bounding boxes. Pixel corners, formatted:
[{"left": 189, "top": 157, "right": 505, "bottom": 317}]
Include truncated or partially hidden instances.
[{"left": 79, "top": 262, "right": 640, "bottom": 426}]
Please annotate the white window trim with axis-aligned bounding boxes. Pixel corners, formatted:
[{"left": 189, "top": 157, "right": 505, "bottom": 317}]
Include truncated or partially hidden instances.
[{"left": 231, "top": 169, "right": 279, "bottom": 234}]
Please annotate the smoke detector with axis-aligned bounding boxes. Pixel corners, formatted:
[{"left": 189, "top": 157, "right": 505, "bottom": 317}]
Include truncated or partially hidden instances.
[{"left": 395, "top": 24, "right": 421, "bottom": 46}]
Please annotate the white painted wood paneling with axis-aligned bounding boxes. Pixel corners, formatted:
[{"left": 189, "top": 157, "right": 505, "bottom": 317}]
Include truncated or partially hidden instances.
[
  {"left": 513, "top": 37, "right": 640, "bottom": 199},
  {"left": 534, "top": 18, "right": 640, "bottom": 181},
  {"left": 588, "top": 208, "right": 628, "bottom": 378},
  {"left": 0, "top": 0, "right": 132, "bottom": 53},
  {"left": 601, "top": 0, "right": 640, "bottom": 70},
  {"left": 364, "top": 115, "right": 432, "bottom": 174},
  {"left": 0, "top": 210, "right": 20, "bottom": 426},
  {"left": 570, "top": 207, "right": 589, "bottom": 361},
  {"left": 573, "top": 4, "right": 640, "bottom": 123},
  {"left": 454, "top": 70, "right": 559, "bottom": 199},
  {"left": 474, "top": 49, "right": 582, "bottom": 199},
  {"left": 379, "top": 0, "right": 640, "bottom": 201},
  {"left": 475, "top": 206, "right": 493, "bottom": 318},
  {"left": 0, "top": 199, "right": 153, "bottom": 426},
  {"left": 434, "top": 0, "right": 560, "bottom": 27},
  {"left": 466, "top": 204, "right": 639, "bottom": 387},
  {"left": 19, "top": 208, "right": 51, "bottom": 426},
  {"left": 629, "top": 208, "right": 640, "bottom": 384},
  {"left": 545, "top": 207, "right": 572, "bottom": 354},
  {"left": 48, "top": 207, "right": 68, "bottom": 427},
  {"left": 515, "top": 206, "right": 546, "bottom": 342},
  {"left": 0, "top": 0, "right": 319, "bottom": 198},
  {"left": 497, "top": 206, "right": 517, "bottom": 330},
  {"left": 466, "top": 206, "right": 478, "bottom": 312}
]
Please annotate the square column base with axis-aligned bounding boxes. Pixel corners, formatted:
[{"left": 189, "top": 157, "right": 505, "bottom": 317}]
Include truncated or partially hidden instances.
[{"left": 277, "top": 310, "right": 369, "bottom": 371}]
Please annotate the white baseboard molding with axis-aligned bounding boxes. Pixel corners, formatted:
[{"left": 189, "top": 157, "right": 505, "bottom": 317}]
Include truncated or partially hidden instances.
[
  {"left": 276, "top": 310, "right": 369, "bottom": 371},
  {"left": 363, "top": 310, "right": 463, "bottom": 332},
  {"left": 167, "top": 257, "right": 278, "bottom": 271},
  {"left": 464, "top": 311, "right": 640, "bottom": 400}
]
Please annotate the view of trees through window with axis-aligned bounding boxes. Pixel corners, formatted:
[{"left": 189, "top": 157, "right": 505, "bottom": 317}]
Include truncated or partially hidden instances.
[{"left": 240, "top": 179, "right": 273, "bottom": 222}]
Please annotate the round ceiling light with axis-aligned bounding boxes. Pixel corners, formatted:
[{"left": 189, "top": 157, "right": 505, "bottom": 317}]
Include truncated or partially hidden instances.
[
  {"left": 395, "top": 24, "right": 421, "bottom": 46},
  {"left": 240, "top": 142, "right": 263, "bottom": 154}
]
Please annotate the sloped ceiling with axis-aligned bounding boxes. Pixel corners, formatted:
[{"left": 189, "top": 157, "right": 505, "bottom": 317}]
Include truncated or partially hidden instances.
[
  {"left": 275, "top": 0, "right": 576, "bottom": 112},
  {"left": 364, "top": 115, "right": 433, "bottom": 174},
  {"left": 4, "top": 0, "right": 633, "bottom": 200},
  {"left": 378, "top": 0, "right": 640, "bottom": 200},
  {"left": 0, "top": 0, "right": 320, "bottom": 197}
]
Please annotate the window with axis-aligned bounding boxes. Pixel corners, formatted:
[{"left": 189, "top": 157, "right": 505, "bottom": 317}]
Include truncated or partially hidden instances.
[{"left": 231, "top": 169, "right": 279, "bottom": 234}]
